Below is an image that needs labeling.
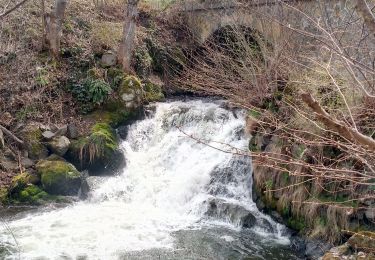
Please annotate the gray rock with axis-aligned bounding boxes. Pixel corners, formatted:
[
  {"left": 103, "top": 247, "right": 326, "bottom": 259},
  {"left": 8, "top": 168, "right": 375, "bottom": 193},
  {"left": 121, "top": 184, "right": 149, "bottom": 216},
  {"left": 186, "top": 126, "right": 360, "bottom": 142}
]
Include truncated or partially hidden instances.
[
  {"left": 67, "top": 123, "right": 79, "bottom": 139},
  {"left": 21, "top": 157, "right": 35, "bottom": 168},
  {"left": 101, "top": 51, "right": 117, "bottom": 67},
  {"left": 0, "top": 129, "right": 4, "bottom": 149},
  {"left": 122, "top": 92, "right": 136, "bottom": 102},
  {"left": 48, "top": 136, "right": 71, "bottom": 156},
  {"left": 305, "top": 239, "right": 332, "bottom": 259},
  {"left": 0, "top": 157, "right": 19, "bottom": 171},
  {"left": 42, "top": 130, "right": 55, "bottom": 140},
  {"left": 54, "top": 125, "right": 68, "bottom": 137}
]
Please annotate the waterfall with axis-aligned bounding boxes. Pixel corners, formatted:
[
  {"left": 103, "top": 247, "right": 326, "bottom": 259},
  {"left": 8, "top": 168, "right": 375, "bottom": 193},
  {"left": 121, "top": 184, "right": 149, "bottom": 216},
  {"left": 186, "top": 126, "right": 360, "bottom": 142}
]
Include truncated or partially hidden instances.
[{"left": 0, "top": 100, "right": 294, "bottom": 260}]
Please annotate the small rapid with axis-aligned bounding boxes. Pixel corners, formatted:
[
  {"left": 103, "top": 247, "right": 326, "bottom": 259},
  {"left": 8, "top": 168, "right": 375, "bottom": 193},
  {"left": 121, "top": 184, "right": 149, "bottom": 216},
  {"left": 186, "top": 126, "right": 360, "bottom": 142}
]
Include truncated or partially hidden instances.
[{"left": 0, "top": 100, "right": 300, "bottom": 259}]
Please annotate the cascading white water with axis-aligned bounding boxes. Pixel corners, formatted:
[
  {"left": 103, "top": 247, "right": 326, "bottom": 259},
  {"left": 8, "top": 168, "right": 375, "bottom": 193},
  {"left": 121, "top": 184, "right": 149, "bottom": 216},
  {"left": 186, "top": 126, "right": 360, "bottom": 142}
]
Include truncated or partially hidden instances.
[{"left": 0, "top": 100, "right": 291, "bottom": 260}]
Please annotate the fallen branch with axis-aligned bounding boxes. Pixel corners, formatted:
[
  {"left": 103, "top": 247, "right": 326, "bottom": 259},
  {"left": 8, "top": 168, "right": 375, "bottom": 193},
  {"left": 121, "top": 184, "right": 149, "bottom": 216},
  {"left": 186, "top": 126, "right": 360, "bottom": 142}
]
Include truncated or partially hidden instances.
[
  {"left": 0, "top": 125, "right": 24, "bottom": 146},
  {"left": 301, "top": 92, "right": 375, "bottom": 151}
]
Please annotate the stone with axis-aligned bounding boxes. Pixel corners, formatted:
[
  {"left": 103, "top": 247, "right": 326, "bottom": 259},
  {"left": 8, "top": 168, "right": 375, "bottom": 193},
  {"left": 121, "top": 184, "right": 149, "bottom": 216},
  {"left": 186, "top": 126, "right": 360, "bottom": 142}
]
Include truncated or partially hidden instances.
[
  {"left": 0, "top": 157, "right": 19, "bottom": 171},
  {"left": 20, "top": 124, "right": 49, "bottom": 160},
  {"left": 0, "top": 129, "right": 4, "bottom": 149},
  {"left": 42, "top": 130, "right": 55, "bottom": 140},
  {"left": 347, "top": 231, "right": 375, "bottom": 253},
  {"left": 242, "top": 213, "right": 256, "bottom": 228},
  {"left": 21, "top": 157, "right": 35, "bottom": 168},
  {"left": 67, "top": 123, "right": 79, "bottom": 139},
  {"left": 305, "top": 240, "right": 333, "bottom": 260},
  {"left": 48, "top": 136, "right": 71, "bottom": 156},
  {"left": 54, "top": 125, "right": 68, "bottom": 137},
  {"left": 36, "top": 159, "right": 81, "bottom": 196},
  {"left": 101, "top": 51, "right": 117, "bottom": 67}
]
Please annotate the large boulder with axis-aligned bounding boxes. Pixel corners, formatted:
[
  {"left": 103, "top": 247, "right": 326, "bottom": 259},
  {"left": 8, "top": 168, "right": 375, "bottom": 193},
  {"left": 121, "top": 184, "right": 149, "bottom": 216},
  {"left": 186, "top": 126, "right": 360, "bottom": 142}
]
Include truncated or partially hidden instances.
[
  {"left": 36, "top": 159, "right": 81, "bottom": 196},
  {"left": 20, "top": 124, "right": 48, "bottom": 160},
  {"left": 48, "top": 136, "right": 70, "bottom": 156},
  {"left": 101, "top": 51, "right": 117, "bottom": 67}
]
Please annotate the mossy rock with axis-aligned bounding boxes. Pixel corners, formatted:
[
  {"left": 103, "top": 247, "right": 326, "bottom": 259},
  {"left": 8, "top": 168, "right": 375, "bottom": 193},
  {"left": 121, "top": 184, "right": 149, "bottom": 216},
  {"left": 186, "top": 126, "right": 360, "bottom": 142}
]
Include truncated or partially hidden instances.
[
  {"left": 90, "top": 106, "right": 134, "bottom": 128},
  {"left": 347, "top": 231, "right": 375, "bottom": 252},
  {"left": 36, "top": 160, "right": 81, "bottom": 195},
  {"left": 143, "top": 82, "right": 165, "bottom": 102},
  {"left": 118, "top": 76, "right": 143, "bottom": 108},
  {"left": 66, "top": 123, "right": 125, "bottom": 175},
  {"left": 10, "top": 172, "right": 40, "bottom": 194},
  {"left": 20, "top": 125, "right": 49, "bottom": 160},
  {"left": 0, "top": 188, "right": 8, "bottom": 205},
  {"left": 16, "top": 184, "right": 49, "bottom": 204}
]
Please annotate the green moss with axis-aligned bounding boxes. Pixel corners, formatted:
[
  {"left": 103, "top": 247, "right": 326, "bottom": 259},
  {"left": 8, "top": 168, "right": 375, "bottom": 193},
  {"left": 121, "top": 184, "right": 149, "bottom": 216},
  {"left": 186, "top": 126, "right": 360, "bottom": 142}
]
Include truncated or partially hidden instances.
[
  {"left": 22, "top": 126, "right": 48, "bottom": 160},
  {"left": 69, "top": 123, "right": 118, "bottom": 166},
  {"left": 90, "top": 123, "right": 117, "bottom": 153},
  {"left": 287, "top": 216, "right": 306, "bottom": 231},
  {"left": 249, "top": 138, "right": 260, "bottom": 152},
  {"left": 119, "top": 75, "right": 142, "bottom": 94},
  {"left": 0, "top": 188, "right": 8, "bottom": 205},
  {"left": 37, "top": 160, "right": 81, "bottom": 195},
  {"left": 248, "top": 109, "right": 261, "bottom": 119},
  {"left": 90, "top": 104, "right": 134, "bottom": 127},
  {"left": 17, "top": 185, "right": 49, "bottom": 204},
  {"left": 143, "top": 82, "right": 165, "bottom": 102},
  {"left": 10, "top": 172, "right": 40, "bottom": 194}
]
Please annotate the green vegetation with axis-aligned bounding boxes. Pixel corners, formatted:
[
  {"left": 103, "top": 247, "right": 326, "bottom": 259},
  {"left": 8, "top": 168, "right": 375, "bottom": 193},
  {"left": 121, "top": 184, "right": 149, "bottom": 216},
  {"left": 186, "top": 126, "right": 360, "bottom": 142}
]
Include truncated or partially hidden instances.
[{"left": 37, "top": 160, "right": 81, "bottom": 195}]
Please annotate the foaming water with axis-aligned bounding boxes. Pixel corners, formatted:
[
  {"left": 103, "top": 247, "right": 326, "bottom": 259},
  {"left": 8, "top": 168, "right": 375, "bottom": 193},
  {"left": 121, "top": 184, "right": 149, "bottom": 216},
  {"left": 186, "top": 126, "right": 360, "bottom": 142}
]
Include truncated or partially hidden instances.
[{"left": 0, "top": 100, "right": 294, "bottom": 260}]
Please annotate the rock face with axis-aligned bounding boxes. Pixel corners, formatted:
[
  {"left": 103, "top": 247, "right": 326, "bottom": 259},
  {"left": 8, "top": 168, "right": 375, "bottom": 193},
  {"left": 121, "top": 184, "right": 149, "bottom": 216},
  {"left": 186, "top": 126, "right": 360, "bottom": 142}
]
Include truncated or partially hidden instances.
[
  {"left": 36, "top": 159, "right": 81, "bottom": 196},
  {"left": 48, "top": 136, "right": 70, "bottom": 156}
]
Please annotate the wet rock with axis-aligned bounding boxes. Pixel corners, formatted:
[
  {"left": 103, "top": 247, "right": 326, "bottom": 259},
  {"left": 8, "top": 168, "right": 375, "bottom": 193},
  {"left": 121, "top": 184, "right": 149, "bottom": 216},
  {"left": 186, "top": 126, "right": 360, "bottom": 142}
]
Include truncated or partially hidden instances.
[
  {"left": 305, "top": 239, "right": 333, "bottom": 259},
  {"left": 67, "top": 123, "right": 79, "bottom": 139},
  {"left": 79, "top": 174, "right": 106, "bottom": 199},
  {"left": 36, "top": 159, "right": 81, "bottom": 196},
  {"left": 48, "top": 136, "right": 70, "bottom": 156},
  {"left": 204, "top": 198, "right": 256, "bottom": 228},
  {"left": 101, "top": 51, "right": 117, "bottom": 67},
  {"left": 242, "top": 213, "right": 256, "bottom": 228}
]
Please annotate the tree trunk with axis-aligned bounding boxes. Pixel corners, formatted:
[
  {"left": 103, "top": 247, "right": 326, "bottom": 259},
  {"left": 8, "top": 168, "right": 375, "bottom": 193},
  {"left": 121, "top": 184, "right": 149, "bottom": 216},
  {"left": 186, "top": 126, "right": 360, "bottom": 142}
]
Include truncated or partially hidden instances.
[
  {"left": 118, "top": 0, "right": 139, "bottom": 72},
  {"left": 45, "top": 0, "right": 69, "bottom": 57},
  {"left": 355, "top": 0, "right": 375, "bottom": 36}
]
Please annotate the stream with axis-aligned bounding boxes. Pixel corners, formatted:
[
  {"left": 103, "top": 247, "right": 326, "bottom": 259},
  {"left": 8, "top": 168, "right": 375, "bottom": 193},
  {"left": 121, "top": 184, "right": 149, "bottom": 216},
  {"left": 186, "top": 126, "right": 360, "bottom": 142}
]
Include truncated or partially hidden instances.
[{"left": 0, "top": 100, "right": 302, "bottom": 259}]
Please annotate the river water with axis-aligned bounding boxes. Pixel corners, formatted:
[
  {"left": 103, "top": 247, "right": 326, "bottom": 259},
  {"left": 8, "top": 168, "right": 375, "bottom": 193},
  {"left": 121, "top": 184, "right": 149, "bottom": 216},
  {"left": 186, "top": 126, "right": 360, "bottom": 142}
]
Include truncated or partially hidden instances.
[{"left": 0, "top": 100, "right": 301, "bottom": 259}]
